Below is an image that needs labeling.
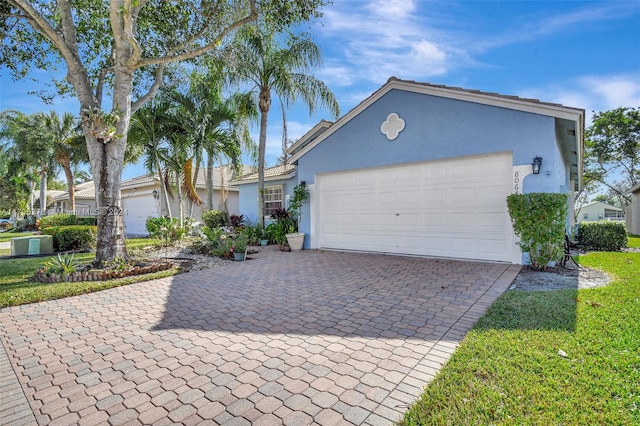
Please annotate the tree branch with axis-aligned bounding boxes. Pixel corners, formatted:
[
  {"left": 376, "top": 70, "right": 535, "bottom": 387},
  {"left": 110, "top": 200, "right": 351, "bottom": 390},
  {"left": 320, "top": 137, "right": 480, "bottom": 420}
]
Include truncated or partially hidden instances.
[
  {"left": 135, "top": 0, "right": 257, "bottom": 69},
  {"left": 131, "top": 63, "right": 166, "bottom": 114},
  {"left": 10, "top": 0, "right": 97, "bottom": 107}
]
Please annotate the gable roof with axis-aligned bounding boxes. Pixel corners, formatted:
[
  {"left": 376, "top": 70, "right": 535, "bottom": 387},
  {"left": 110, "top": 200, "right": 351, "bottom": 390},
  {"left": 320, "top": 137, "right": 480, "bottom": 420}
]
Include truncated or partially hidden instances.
[
  {"left": 288, "top": 120, "right": 333, "bottom": 157},
  {"left": 51, "top": 181, "right": 95, "bottom": 201},
  {"left": 52, "top": 166, "right": 250, "bottom": 202},
  {"left": 579, "top": 201, "right": 624, "bottom": 212},
  {"left": 288, "top": 78, "right": 585, "bottom": 187},
  {"left": 233, "top": 164, "right": 296, "bottom": 184}
]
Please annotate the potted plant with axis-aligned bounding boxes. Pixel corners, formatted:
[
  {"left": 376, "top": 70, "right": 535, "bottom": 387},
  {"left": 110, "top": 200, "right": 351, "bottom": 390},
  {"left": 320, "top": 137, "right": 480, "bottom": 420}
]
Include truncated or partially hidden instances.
[
  {"left": 232, "top": 234, "right": 247, "bottom": 261},
  {"left": 285, "top": 183, "right": 309, "bottom": 251}
]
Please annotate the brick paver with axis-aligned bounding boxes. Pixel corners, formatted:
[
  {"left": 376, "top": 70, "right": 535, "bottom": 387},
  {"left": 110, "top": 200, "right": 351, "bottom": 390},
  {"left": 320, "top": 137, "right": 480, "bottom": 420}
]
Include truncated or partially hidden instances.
[{"left": 0, "top": 247, "right": 520, "bottom": 425}]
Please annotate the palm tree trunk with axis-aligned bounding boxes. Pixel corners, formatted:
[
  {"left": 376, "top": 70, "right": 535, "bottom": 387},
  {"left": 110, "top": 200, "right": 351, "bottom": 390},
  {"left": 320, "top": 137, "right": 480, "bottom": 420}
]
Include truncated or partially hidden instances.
[
  {"left": 60, "top": 159, "right": 75, "bottom": 213},
  {"left": 218, "top": 160, "right": 229, "bottom": 217},
  {"left": 28, "top": 177, "right": 35, "bottom": 215},
  {"left": 176, "top": 170, "right": 184, "bottom": 224},
  {"left": 39, "top": 168, "right": 47, "bottom": 217},
  {"left": 258, "top": 89, "right": 270, "bottom": 228},
  {"left": 206, "top": 154, "right": 214, "bottom": 210},
  {"left": 188, "top": 160, "right": 200, "bottom": 218},
  {"left": 157, "top": 161, "right": 172, "bottom": 219}
]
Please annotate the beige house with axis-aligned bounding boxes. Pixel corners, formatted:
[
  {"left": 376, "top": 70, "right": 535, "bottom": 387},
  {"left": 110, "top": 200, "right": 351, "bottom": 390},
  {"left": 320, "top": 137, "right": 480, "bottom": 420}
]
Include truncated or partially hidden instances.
[
  {"left": 49, "top": 167, "right": 247, "bottom": 236},
  {"left": 50, "top": 181, "right": 97, "bottom": 216},
  {"left": 576, "top": 201, "right": 625, "bottom": 224},
  {"left": 626, "top": 183, "right": 640, "bottom": 235}
]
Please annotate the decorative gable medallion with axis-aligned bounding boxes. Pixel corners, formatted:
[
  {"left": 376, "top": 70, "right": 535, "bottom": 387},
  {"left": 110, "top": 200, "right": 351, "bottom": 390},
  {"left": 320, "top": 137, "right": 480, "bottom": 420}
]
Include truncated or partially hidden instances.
[{"left": 381, "top": 113, "right": 405, "bottom": 140}]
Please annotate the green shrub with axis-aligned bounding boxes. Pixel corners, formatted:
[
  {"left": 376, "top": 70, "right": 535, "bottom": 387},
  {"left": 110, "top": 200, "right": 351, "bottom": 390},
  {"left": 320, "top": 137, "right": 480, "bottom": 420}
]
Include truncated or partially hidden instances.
[
  {"left": 506, "top": 192, "right": 567, "bottom": 270},
  {"left": 16, "top": 215, "right": 38, "bottom": 231},
  {"left": 40, "top": 214, "right": 97, "bottom": 229},
  {"left": 145, "top": 216, "right": 188, "bottom": 245},
  {"left": 202, "top": 210, "right": 228, "bottom": 229},
  {"left": 265, "top": 219, "right": 293, "bottom": 245},
  {"left": 76, "top": 217, "right": 97, "bottom": 226},
  {"left": 40, "top": 214, "right": 77, "bottom": 229},
  {"left": 43, "top": 253, "right": 80, "bottom": 275},
  {"left": 577, "top": 221, "right": 627, "bottom": 251},
  {"left": 42, "top": 225, "right": 96, "bottom": 252},
  {"left": 242, "top": 223, "right": 265, "bottom": 245}
]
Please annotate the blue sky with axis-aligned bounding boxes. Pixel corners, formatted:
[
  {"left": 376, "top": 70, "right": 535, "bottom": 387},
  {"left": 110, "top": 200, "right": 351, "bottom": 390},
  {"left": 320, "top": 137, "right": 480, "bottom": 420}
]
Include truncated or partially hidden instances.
[{"left": 1, "top": 0, "right": 639, "bottom": 180}]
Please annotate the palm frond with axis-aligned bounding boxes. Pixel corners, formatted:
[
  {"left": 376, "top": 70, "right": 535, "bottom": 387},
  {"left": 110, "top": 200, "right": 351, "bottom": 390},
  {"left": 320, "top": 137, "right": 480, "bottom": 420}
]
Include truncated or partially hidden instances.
[{"left": 181, "top": 158, "right": 202, "bottom": 205}]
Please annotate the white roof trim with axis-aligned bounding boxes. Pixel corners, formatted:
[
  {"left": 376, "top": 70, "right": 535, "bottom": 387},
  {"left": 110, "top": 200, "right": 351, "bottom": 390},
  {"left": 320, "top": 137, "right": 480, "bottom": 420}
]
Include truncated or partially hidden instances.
[{"left": 290, "top": 78, "right": 585, "bottom": 163}]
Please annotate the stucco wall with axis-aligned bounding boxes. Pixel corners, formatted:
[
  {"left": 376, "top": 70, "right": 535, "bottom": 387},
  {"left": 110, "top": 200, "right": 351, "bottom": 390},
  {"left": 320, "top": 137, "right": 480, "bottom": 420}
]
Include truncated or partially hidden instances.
[
  {"left": 627, "top": 193, "right": 640, "bottom": 235},
  {"left": 295, "top": 90, "right": 570, "bottom": 241},
  {"left": 297, "top": 90, "right": 564, "bottom": 190},
  {"left": 237, "top": 178, "right": 296, "bottom": 225},
  {"left": 164, "top": 188, "right": 240, "bottom": 221}
]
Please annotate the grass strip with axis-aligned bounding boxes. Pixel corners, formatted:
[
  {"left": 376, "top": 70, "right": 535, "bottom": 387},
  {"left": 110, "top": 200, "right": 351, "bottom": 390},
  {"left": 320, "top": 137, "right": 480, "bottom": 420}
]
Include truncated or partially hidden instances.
[{"left": 401, "top": 251, "right": 640, "bottom": 425}]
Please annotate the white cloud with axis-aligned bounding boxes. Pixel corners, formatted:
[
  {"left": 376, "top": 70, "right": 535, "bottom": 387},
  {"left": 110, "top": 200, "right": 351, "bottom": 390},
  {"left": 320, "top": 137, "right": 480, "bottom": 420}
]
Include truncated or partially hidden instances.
[
  {"left": 319, "top": 0, "right": 467, "bottom": 85},
  {"left": 472, "top": 3, "right": 639, "bottom": 52},
  {"left": 520, "top": 73, "right": 640, "bottom": 123}
]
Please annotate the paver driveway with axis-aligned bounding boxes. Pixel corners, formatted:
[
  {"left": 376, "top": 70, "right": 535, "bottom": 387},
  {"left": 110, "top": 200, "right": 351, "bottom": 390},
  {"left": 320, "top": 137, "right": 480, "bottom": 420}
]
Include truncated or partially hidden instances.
[{"left": 0, "top": 248, "right": 519, "bottom": 425}]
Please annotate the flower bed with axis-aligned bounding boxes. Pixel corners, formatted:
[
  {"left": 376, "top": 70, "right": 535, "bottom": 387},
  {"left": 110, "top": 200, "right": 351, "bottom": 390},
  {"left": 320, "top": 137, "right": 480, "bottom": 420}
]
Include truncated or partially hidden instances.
[{"left": 34, "top": 261, "right": 174, "bottom": 283}]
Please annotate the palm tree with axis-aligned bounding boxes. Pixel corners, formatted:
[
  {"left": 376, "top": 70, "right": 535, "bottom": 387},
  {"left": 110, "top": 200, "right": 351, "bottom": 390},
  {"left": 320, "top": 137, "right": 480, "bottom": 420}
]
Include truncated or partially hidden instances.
[
  {"left": 1, "top": 110, "right": 88, "bottom": 215},
  {"left": 0, "top": 111, "right": 59, "bottom": 216},
  {"left": 129, "top": 100, "right": 174, "bottom": 218},
  {"left": 226, "top": 28, "right": 340, "bottom": 227},
  {"left": 36, "top": 111, "right": 88, "bottom": 213},
  {"left": 171, "top": 69, "right": 257, "bottom": 214}
]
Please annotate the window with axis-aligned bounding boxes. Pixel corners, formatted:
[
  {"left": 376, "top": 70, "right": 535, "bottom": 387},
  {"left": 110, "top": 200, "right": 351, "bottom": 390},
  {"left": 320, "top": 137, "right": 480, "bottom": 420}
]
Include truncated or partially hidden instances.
[{"left": 264, "top": 186, "right": 283, "bottom": 217}]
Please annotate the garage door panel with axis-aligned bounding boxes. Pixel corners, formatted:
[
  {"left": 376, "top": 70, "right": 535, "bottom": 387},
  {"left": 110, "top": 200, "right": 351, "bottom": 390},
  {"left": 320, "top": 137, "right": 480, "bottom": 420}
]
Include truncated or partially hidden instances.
[{"left": 316, "top": 153, "right": 515, "bottom": 262}]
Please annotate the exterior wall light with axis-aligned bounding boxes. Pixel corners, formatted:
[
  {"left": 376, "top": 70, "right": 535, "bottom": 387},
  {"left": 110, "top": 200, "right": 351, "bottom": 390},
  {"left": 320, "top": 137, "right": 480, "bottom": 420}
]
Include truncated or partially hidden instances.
[
  {"left": 152, "top": 189, "right": 159, "bottom": 200},
  {"left": 532, "top": 156, "right": 542, "bottom": 174}
]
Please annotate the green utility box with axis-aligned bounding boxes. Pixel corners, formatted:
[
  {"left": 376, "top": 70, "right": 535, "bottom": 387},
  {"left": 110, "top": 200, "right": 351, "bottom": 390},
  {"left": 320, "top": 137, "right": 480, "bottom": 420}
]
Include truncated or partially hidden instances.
[{"left": 10, "top": 235, "right": 54, "bottom": 256}]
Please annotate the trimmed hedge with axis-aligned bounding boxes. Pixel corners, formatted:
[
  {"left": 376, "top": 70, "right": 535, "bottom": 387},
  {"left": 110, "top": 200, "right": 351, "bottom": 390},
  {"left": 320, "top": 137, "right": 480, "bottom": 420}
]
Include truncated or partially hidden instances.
[
  {"left": 577, "top": 221, "right": 627, "bottom": 251},
  {"left": 506, "top": 192, "right": 568, "bottom": 270},
  {"left": 41, "top": 225, "right": 97, "bottom": 252},
  {"left": 40, "top": 214, "right": 97, "bottom": 229},
  {"left": 40, "top": 214, "right": 76, "bottom": 229},
  {"left": 202, "top": 210, "right": 228, "bottom": 229}
]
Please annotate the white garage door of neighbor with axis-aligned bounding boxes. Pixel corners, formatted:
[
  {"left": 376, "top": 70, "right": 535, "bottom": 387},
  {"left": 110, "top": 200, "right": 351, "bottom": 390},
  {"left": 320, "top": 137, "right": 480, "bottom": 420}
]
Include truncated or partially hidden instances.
[
  {"left": 122, "top": 195, "right": 158, "bottom": 237},
  {"left": 316, "top": 153, "right": 515, "bottom": 262}
]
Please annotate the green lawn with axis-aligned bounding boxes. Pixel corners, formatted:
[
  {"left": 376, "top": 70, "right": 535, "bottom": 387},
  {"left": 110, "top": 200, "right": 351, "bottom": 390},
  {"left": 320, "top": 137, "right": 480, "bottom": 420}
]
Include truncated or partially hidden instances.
[
  {"left": 0, "top": 231, "right": 35, "bottom": 243},
  {"left": 401, "top": 250, "right": 640, "bottom": 425},
  {"left": 628, "top": 235, "right": 640, "bottom": 248},
  {"left": 0, "top": 238, "right": 177, "bottom": 308}
]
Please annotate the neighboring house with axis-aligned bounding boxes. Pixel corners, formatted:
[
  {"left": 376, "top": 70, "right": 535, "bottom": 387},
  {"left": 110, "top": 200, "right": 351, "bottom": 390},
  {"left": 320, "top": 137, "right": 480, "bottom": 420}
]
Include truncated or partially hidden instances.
[
  {"left": 50, "top": 181, "right": 97, "bottom": 216},
  {"left": 50, "top": 167, "right": 245, "bottom": 237},
  {"left": 626, "top": 183, "right": 640, "bottom": 235},
  {"left": 577, "top": 201, "right": 625, "bottom": 224},
  {"left": 236, "top": 77, "right": 585, "bottom": 264}
]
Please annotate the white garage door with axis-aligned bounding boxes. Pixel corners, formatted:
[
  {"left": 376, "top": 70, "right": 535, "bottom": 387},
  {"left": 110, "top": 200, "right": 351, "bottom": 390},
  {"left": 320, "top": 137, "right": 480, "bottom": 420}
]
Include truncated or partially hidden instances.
[
  {"left": 122, "top": 195, "right": 158, "bottom": 237},
  {"left": 315, "top": 152, "right": 516, "bottom": 262}
]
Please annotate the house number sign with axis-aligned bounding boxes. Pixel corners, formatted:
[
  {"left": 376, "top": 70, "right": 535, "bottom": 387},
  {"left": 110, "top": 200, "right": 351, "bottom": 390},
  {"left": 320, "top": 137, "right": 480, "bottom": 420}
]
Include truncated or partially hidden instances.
[{"left": 512, "top": 165, "right": 533, "bottom": 195}]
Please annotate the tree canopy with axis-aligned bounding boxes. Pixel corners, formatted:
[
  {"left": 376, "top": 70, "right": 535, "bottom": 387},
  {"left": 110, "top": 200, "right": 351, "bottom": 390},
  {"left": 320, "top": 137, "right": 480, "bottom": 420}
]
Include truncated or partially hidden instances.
[
  {"left": 584, "top": 107, "right": 640, "bottom": 204},
  {"left": 1, "top": 0, "right": 327, "bottom": 265}
]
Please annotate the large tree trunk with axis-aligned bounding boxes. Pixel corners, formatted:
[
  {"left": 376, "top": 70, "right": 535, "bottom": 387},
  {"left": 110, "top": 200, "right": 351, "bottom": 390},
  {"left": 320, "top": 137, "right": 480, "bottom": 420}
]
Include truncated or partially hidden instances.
[
  {"left": 257, "top": 88, "right": 270, "bottom": 228},
  {"left": 81, "top": 70, "right": 133, "bottom": 266}
]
